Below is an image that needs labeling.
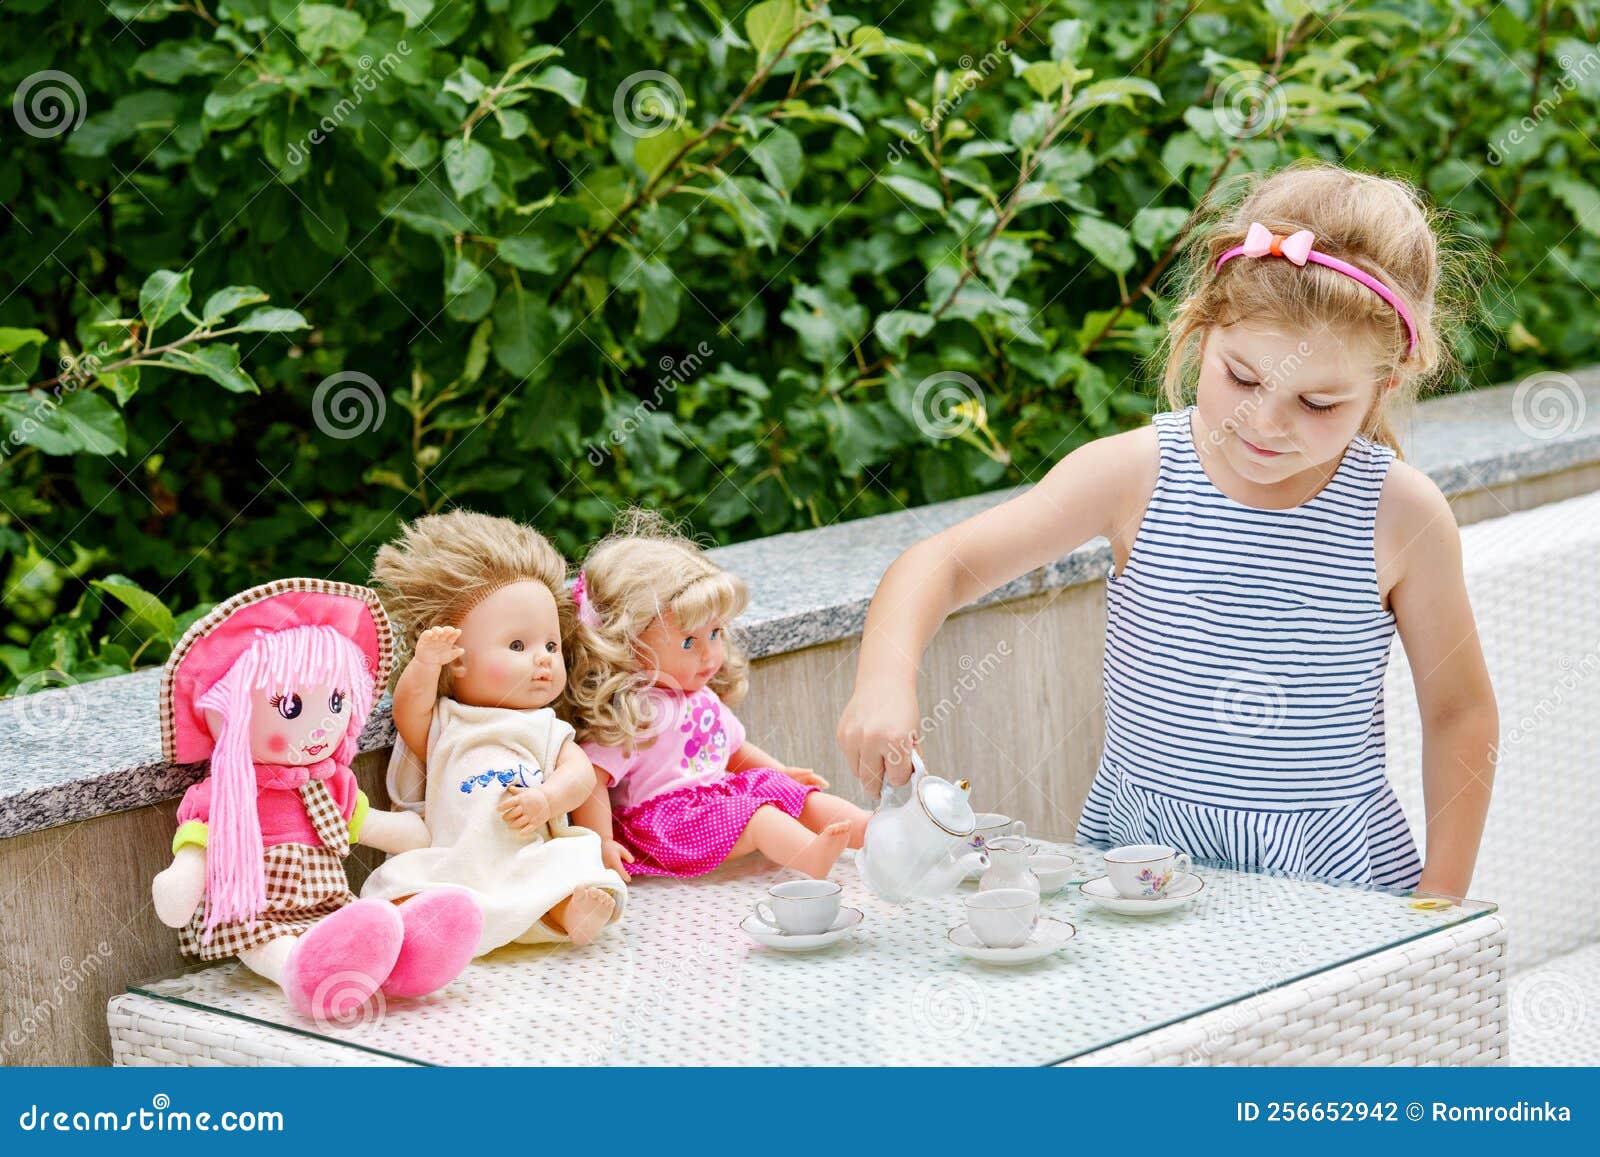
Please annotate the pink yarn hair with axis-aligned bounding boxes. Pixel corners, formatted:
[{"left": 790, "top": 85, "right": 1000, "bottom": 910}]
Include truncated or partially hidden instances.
[{"left": 193, "top": 624, "right": 376, "bottom": 940}]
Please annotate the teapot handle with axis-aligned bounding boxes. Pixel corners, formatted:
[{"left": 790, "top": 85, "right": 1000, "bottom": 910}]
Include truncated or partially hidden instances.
[{"left": 878, "top": 748, "right": 927, "bottom": 808}]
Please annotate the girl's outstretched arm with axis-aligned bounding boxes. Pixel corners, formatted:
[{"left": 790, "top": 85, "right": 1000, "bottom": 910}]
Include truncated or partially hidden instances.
[
  {"left": 1382, "top": 464, "right": 1497, "bottom": 902},
  {"left": 837, "top": 426, "right": 1152, "bottom": 793}
]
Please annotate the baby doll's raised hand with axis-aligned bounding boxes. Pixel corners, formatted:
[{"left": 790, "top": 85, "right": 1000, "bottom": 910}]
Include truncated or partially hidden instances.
[
  {"left": 413, "top": 625, "right": 465, "bottom": 667},
  {"left": 600, "top": 838, "right": 635, "bottom": 882},
  {"left": 781, "top": 766, "right": 829, "bottom": 789},
  {"left": 498, "top": 783, "right": 553, "bottom": 836}
]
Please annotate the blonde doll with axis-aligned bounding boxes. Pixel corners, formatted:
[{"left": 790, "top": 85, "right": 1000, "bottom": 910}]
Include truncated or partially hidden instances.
[
  {"left": 566, "top": 510, "right": 869, "bottom": 880},
  {"left": 360, "top": 511, "right": 626, "bottom": 949},
  {"left": 839, "top": 161, "right": 1495, "bottom": 901}
]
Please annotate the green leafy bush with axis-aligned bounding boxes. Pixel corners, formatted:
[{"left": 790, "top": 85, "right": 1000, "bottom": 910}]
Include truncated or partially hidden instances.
[{"left": 2, "top": 0, "right": 1597, "bottom": 693}]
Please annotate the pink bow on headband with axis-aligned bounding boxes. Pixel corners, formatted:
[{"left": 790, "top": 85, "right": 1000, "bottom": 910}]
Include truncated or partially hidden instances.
[
  {"left": 1215, "top": 220, "right": 1419, "bottom": 358},
  {"left": 572, "top": 570, "right": 601, "bottom": 629}
]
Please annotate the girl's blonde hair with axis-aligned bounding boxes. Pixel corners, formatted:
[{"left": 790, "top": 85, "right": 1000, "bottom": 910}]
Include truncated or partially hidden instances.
[
  {"left": 564, "top": 508, "right": 750, "bottom": 751},
  {"left": 1156, "top": 160, "right": 1477, "bottom": 455},
  {"left": 371, "top": 509, "right": 570, "bottom": 694}
]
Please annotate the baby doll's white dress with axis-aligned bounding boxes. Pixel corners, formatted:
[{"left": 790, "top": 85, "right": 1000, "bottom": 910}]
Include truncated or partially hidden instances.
[{"left": 361, "top": 699, "right": 626, "bottom": 955}]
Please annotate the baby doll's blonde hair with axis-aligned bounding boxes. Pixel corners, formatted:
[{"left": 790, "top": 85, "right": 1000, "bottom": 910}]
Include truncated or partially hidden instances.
[
  {"left": 1157, "top": 160, "right": 1480, "bottom": 455},
  {"left": 564, "top": 507, "right": 750, "bottom": 751},
  {"left": 371, "top": 509, "right": 570, "bottom": 694}
]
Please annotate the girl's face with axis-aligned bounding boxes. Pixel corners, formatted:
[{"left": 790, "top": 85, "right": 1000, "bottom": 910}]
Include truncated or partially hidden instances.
[
  {"left": 1193, "top": 321, "right": 1393, "bottom": 494},
  {"left": 450, "top": 580, "right": 566, "bottom": 710},
  {"left": 636, "top": 608, "right": 724, "bottom": 695},
  {"left": 231, "top": 680, "right": 354, "bottom": 765}
]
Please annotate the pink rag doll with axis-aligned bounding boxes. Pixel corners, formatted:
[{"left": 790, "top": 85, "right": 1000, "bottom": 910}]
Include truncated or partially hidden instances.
[
  {"left": 151, "top": 579, "right": 481, "bottom": 1021},
  {"left": 565, "top": 509, "right": 870, "bottom": 880},
  {"left": 361, "top": 511, "right": 626, "bottom": 951}
]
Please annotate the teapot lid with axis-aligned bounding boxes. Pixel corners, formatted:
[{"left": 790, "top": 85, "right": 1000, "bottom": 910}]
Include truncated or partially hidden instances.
[{"left": 916, "top": 775, "right": 976, "bottom": 837}]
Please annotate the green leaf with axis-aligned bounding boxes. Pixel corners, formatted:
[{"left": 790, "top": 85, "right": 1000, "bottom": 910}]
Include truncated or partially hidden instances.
[
  {"left": 880, "top": 174, "right": 943, "bottom": 211},
  {"left": 1069, "top": 77, "right": 1164, "bottom": 114},
  {"left": 1130, "top": 207, "right": 1191, "bottom": 254},
  {"left": 444, "top": 137, "right": 495, "bottom": 197},
  {"left": 296, "top": 4, "right": 367, "bottom": 57},
  {"left": 528, "top": 66, "right": 587, "bottom": 108},
  {"left": 497, "top": 235, "right": 561, "bottom": 274},
  {"left": 634, "top": 260, "right": 681, "bottom": 343},
  {"left": 1550, "top": 177, "right": 1600, "bottom": 239},
  {"left": 93, "top": 575, "right": 177, "bottom": 642},
  {"left": 1023, "top": 62, "right": 1068, "bottom": 100},
  {"left": 633, "top": 126, "right": 691, "bottom": 185},
  {"left": 133, "top": 40, "right": 233, "bottom": 83},
  {"left": 386, "top": 0, "right": 435, "bottom": 28},
  {"left": 201, "top": 286, "right": 269, "bottom": 323},
  {"left": 748, "top": 127, "right": 803, "bottom": 194},
  {"left": 235, "top": 308, "right": 310, "bottom": 333},
  {"left": 380, "top": 184, "right": 473, "bottom": 240},
  {"left": 0, "top": 328, "right": 48, "bottom": 356},
  {"left": 1073, "top": 216, "right": 1135, "bottom": 276},
  {"left": 746, "top": 0, "right": 798, "bottom": 62},
  {"left": 491, "top": 286, "right": 557, "bottom": 377},
  {"left": 159, "top": 343, "right": 259, "bottom": 393},
  {"left": 138, "top": 270, "right": 192, "bottom": 333},
  {"left": 10, "top": 390, "right": 127, "bottom": 456},
  {"left": 873, "top": 311, "right": 935, "bottom": 356},
  {"left": 98, "top": 365, "right": 140, "bottom": 405},
  {"left": 781, "top": 283, "right": 867, "bottom": 366},
  {"left": 445, "top": 254, "right": 496, "bottom": 323}
]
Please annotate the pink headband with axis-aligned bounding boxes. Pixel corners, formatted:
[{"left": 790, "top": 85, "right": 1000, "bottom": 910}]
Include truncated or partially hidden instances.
[
  {"left": 572, "top": 570, "right": 600, "bottom": 628},
  {"left": 1215, "top": 222, "right": 1418, "bottom": 359}
]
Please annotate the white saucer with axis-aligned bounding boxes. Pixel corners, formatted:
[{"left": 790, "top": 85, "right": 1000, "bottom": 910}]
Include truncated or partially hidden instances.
[
  {"left": 1079, "top": 871, "right": 1204, "bottom": 915},
  {"left": 949, "top": 916, "right": 1076, "bottom": 965},
  {"left": 740, "top": 907, "right": 863, "bottom": 951}
]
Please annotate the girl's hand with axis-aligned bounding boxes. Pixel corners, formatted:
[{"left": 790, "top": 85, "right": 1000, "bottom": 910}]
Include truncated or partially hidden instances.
[
  {"left": 499, "top": 784, "right": 552, "bottom": 836},
  {"left": 781, "top": 766, "right": 829, "bottom": 789},
  {"left": 836, "top": 680, "right": 922, "bottom": 795},
  {"left": 601, "top": 839, "right": 635, "bottom": 882},
  {"left": 413, "top": 625, "right": 464, "bottom": 668}
]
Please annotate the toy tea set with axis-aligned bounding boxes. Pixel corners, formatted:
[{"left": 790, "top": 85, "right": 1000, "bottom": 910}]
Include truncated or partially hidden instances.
[{"left": 741, "top": 752, "right": 1206, "bottom": 965}]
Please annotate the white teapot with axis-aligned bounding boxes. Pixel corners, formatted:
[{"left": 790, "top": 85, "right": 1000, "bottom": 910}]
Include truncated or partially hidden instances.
[{"left": 856, "top": 751, "right": 980, "bottom": 904}]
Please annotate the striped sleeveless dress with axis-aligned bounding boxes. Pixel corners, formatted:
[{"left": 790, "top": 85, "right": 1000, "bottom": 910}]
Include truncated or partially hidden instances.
[{"left": 1075, "top": 406, "right": 1423, "bottom": 890}]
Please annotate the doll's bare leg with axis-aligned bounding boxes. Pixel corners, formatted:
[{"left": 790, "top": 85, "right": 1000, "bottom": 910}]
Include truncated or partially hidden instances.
[
  {"left": 798, "top": 792, "right": 870, "bottom": 848},
  {"left": 238, "top": 934, "right": 299, "bottom": 984},
  {"left": 545, "top": 887, "right": 616, "bottom": 946},
  {"left": 730, "top": 805, "right": 851, "bottom": 878}
]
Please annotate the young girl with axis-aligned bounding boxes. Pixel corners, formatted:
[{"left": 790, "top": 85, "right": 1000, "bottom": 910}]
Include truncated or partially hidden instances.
[
  {"left": 360, "top": 511, "right": 627, "bottom": 951},
  {"left": 566, "top": 510, "right": 870, "bottom": 880},
  {"left": 837, "top": 162, "right": 1497, "bottom": 901}
]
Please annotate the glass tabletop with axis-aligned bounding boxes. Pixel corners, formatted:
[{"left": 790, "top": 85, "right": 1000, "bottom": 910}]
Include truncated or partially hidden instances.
[{"left": 129, "top": 837, "right": 1496, "bottom": 1066}]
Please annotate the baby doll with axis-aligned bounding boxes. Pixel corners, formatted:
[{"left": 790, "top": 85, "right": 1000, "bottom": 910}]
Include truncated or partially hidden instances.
[
  {"left": 565, "top": 509, "right": 869, "bottom": 880},
  {"left": 151, "top": 579, "right": 481, "bottom": 1021},
  {"left": 360, "top": 510, "right": 626, "bottom": 951}
]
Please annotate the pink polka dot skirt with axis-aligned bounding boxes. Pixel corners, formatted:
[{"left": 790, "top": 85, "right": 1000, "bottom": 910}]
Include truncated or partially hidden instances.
[{"left": 611, "top": 768, "right": 818, "bottom": 877}]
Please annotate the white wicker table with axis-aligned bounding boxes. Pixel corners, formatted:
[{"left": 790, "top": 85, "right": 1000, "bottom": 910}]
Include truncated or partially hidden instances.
[{"left": 109, "top": 840, "right": 1505, "bottom": 1066}]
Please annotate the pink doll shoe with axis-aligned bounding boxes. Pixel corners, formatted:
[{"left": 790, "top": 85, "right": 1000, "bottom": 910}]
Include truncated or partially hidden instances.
[
  {"left": 282, "top": 898, "right": 404, "bottom": 1020},
  {"left": 379, "top": 887, "right": 483, "bottom": 998}
]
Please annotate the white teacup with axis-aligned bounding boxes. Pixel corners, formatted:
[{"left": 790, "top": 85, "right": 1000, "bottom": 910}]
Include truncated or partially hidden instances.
[
  {"left": 1104, "top": 844, "right": 1192, "bottom": 899},
  {"left": 753, "top": 879, "right": 842, "bottom": 934},
  {"left": 963, "top": 887, "right": 1039, "bottom": 948},
  {"left": 971, "top": 812, "right": 1026, "bottom": 846}
]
